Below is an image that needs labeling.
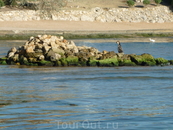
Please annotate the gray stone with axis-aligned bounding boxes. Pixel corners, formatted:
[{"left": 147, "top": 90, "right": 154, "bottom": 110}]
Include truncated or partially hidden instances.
[
  {"left": 50, "top": 53, "right": 61, "bottom": 61},
  {"left": 52, "top": 47, "right": 65, "bottom": 55},
  {"left": 39, "top": 55, "right": 45, "bottom": 60},
  {"left": 13, "top": 54, "right": 19, "bottom": 62},
  {"left": 46, "top": 49, "right": 55, "bottom": 59},
  {"left": 8, "top": 52, "right": 15, "bottom": 58},
  {"left": 43, "top": 45, "right": 51, "bottom": 53},
  {"left": 10, "top": 47, "right": 17, "bottom": 53},
  {"left": 26, "top": 46, "right": 34, "bottom": 53}
]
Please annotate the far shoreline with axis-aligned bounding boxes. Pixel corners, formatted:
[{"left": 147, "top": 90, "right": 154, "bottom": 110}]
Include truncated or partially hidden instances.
[
  {"left": 0, "top": 20, "right": 173, "bottom": 40},
  {"left": 0, "top": 29, "right": 172, "bottom": 41}
]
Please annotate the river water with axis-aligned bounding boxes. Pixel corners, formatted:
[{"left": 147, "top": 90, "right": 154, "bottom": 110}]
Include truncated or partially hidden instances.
[{"left": 0, "top": 39, "right": 173, "bottom": 130}]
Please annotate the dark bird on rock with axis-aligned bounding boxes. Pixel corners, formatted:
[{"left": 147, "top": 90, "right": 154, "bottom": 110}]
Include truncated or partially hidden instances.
[{"left": 116, "top": 41, "right": 124, "bottom": 53}]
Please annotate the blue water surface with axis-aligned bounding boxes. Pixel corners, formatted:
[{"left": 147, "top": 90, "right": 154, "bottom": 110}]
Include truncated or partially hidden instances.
[{"left": 0, "top": 39, "right": 173, "bottom": 130}]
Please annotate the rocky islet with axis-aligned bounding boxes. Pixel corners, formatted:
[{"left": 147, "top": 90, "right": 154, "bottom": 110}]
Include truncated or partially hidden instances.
[{"left": 0, "top": 35, "right": 172, "bottom": 67}]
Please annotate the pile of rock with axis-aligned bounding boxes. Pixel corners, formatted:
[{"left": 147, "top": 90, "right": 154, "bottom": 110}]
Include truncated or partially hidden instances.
[
  {"left": 4, "top": 35, "right": 118, "bottom": 66},
  {"left": 0, "top": 35, "right": 172, "bottom": 67}
]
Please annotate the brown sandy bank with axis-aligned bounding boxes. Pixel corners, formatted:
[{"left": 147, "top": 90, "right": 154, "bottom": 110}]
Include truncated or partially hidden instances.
[
  {"left": 0, "top": 20, "right": 173, "bottom": 31},
  {"left": 0, "top": 21, "right": 173, "bottom": 41}
]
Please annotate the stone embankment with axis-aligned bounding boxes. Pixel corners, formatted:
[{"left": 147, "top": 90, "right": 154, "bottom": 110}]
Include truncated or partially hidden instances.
[
  {"left": 0, "top": 35, "right": 172, "bottom": 67},
  {"left": 0, "top": 6, "right": 173, "bottom": 23},
  {"left": 0, "top": 10, "right": 40, "bottom": 21}
]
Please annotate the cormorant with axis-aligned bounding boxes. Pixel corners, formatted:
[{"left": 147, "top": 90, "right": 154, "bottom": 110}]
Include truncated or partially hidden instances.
[{"left": 116, "top": 41, "right": 124, "bottom": 53}]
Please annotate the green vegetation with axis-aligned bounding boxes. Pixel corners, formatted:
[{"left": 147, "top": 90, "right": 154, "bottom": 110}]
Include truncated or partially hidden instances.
[
  {"left": 134, "top": 33, "right": 173, "bottom": 38},
  {"left": 127, "top": 0, "right": 135, "bottom": 7},
  {"left": 155, "top": 58, "right": 169, "bottom": 65},
  {"left": 4, "top": 0, "right": 17, "bottom": 6},
  {"left": 2, "top": 0, "right": 67, "bottom": 12},
  {"left": 143, "top": 0, "right": 151, "bottom": 6},
  {"left": 66, "top": 56, "right": 79, "bottom": 66},
  {"left": 59, "top": 58, "right": 68, "bottom": 66},
  {"left": 1, "top": 53, "right": 172, "bottom": 67},
  {"left": 0, "top": 57, "right": 7, "bottom": 65},
  {"left": 1, "top": 0, "right": 173, "bottom": 10},
  {"left": 154, "top": 0, "right": 162, "bottom": 5},
  {"left": 118, "top": 59, "right": 136, "bottom": 66},
  {"left": 88, "top": 59, "right": 98, "bottom": 66},
  {"left": 98, "top": 58, "right": 119, "bottom": 67},
  {"left": 130, "top": 53, "right": 157, "bottom": 66},
  {"left": 0, "top": 34, "right": 34, "bottom": 40},
  {"left": 38, "top": 60, "right": 53, "bottom": 66},
  {"left": 63, "top": 33, "right": 132, "bottom": 39},
  {"left": 0, "top": 32, "right": 173, "bottom": 40},
  {"left": 0, "top": 60, "right": 7, "bottom": 65},
  {"left": 0, "top": 0, "right": 4, "bottom": 7}
]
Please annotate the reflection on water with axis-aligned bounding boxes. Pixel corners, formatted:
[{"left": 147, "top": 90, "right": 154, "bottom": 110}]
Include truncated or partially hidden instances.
[{"left": 0, "top": 39, "right": 173, "bottom": 130}]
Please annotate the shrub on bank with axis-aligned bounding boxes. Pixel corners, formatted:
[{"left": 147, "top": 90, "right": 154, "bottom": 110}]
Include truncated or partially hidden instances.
[
  {"left": 0, "top": 0, "right": 4, "bottom": 7},
  {"left": 127, "top": 0, "right": 135, "bottom": 7},
  {"left": 143, "top": 0, "right": 150, "bottom": 6},
  {"left": 154, "top": 0, "right": 162, "bottom": 5},
  {"left": 3, "top": 0, "right": 17, "bottom": 7}
]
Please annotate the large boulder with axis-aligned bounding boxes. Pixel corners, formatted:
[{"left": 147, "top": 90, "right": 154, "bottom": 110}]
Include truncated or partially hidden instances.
[
  {"left": 155, "top": 58, "right": 169, "bottom": 66},
  {"left": 130, "top": 53, "right": 156, "bottom": 66}
]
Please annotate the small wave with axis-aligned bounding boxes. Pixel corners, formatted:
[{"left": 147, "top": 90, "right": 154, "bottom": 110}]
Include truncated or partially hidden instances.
[
  {"left": 71, "top": 76, "right": 173, "bottom": 81},
  {"left": 41, "top": 77, "right": 59, "bottom": 80}
]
